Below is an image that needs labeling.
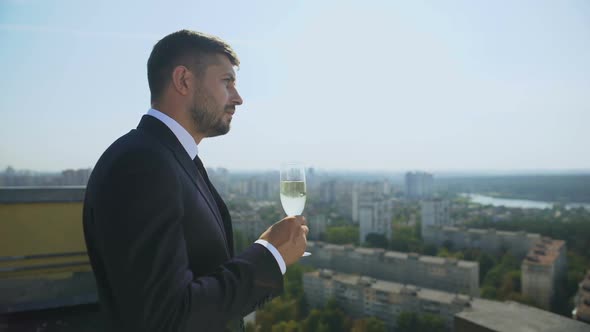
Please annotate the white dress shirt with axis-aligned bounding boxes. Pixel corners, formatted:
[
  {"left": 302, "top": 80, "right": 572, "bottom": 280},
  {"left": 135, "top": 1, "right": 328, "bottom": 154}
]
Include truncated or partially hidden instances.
[{"left": 146, "top": 108, "right": 286, "bottom": 274}]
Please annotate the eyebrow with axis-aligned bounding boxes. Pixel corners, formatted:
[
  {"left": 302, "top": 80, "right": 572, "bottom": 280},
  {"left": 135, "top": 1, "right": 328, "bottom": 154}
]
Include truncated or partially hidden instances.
[{"left": 223, "top": 72, "right": 236, "bottom": 82}]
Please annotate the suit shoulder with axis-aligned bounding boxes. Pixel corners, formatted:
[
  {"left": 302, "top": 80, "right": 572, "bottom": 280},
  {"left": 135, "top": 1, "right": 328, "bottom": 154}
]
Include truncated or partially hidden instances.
[
  {"left": 102, "top": 129, "right": 172, "bottom": 163},
  {"left": 89, "top": 129, "right": 177, "bottom": 184}
]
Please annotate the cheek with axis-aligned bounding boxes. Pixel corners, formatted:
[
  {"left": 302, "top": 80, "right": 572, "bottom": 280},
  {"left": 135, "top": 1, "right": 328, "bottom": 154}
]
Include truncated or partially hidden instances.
[
  {"left": 210, "top": 85, "right": 230, "bottom": 105},
  {"left": 217, "top": 90, "right": 230, "bottom": 107}
]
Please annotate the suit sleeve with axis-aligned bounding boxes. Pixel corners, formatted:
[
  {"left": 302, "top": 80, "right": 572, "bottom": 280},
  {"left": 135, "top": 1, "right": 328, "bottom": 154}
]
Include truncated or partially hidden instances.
[{"left": 90, "top": 149, "right": 283, "bottom": 331}]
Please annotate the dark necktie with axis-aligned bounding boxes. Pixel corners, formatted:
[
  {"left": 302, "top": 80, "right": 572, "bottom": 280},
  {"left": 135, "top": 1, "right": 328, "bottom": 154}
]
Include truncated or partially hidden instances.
[
  {"left": 194, "top": 156, "right": 243, "bottom": 332},
  {"left": 193, "top": 155, "right": 234, "bottom": 256}
]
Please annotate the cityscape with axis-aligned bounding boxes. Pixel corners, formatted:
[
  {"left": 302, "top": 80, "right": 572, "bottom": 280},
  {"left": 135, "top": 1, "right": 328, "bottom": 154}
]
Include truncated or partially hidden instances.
[
  {"left": 2, "top": 1, "right": 589, "bottom": 331},
  {"left": 1, "top": 167, "right": 589, "bottom": 331}
]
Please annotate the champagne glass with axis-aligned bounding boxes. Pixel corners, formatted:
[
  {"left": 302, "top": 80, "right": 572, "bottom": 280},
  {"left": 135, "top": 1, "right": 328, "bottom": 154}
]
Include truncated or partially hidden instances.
[{"left": 280, "top": 162, "right": 311, "bottom": 257}]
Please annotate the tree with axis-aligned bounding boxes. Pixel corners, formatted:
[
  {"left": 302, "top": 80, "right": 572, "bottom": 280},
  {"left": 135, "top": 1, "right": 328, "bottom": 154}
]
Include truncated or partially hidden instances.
[
  {"left": 256, "top": 298, "right": 298, "bottom": 332},
  {"left": 325, "top": 226, "right": 359, "bottom": 245},
  {"left": 396, "top": 312, "right": 419, "bottom": 332},
  {"left": 351, "top": 317, "right": 386, "bottom": 332},
  {"left": 272, "top": 320, "right": 301, "bottom": 332},
  {"left": 302, "top": 309, "right": 322, "bottom": 332},
  {"left": 420, "top": 314, "right": 447, "bottom": 332},
  {"left": 365, "top": 233, "right": 389, "bottom": 249},
  {"left": 478, "top": 253, "right": 495, "bottom": 283},
  {"left": 390, "top": 225, "right": 423, "bottom": 253},
  {"left": 397, "top": 312, "right": 447, "bottom": 332},
  {"left": 233, "top": 230, "right": 247, "bottom": 253},
  {"left": 442, "top": 240, "right": 454, "bottom": 251},
  {"left": 245, "top": 322, "right": 255, "bottom": 332},
  {"left": 423, "top": 244, "right": 438, "bottom": 256}
]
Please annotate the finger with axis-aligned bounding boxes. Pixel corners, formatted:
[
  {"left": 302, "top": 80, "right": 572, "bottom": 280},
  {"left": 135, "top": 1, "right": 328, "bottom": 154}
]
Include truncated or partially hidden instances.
[
  {"left": 301, "top": 225, "right": 309, "bottom": 236},
  {"left": 295, "top": 215, "right": 307, "bottom": 226},
  {"left": 281, "top": 216, "right": 296, "bottom": 224}
]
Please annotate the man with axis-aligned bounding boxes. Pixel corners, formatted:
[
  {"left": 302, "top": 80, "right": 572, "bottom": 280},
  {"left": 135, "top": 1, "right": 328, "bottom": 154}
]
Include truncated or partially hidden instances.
[{"left": 83, "top": 30, "right": 308, "bottom": 332}]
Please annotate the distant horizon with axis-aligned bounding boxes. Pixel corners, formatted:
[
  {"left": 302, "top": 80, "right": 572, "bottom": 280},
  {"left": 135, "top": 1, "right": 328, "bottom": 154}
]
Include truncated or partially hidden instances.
[{"left": 2, "top": 164, "right": 590, "bottom": 177}]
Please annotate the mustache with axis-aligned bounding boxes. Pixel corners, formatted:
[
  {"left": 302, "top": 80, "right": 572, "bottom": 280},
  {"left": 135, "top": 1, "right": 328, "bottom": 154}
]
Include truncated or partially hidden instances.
[{"left": 225, "top": 106, "right": 236, "bottom": 112}]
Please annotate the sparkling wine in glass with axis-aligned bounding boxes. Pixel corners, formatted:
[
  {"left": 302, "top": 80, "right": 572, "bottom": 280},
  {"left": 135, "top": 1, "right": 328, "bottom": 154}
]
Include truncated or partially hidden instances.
[{"left": 280, "top": 163, "right": 310, "bottom": 257}]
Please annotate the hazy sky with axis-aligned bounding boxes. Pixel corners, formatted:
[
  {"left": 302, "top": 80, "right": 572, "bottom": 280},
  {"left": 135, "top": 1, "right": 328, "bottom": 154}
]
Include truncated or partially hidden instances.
[{"left": 1, "top": 0, "right": 589, "bottom": 172}]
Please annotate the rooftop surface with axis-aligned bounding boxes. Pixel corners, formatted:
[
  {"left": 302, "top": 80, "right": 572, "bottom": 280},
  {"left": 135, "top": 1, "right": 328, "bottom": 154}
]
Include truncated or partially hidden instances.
[
  {"left": 456, "top": 299, "right": 590, "bottom": 332},
  {"left": 307, "top": 241, "right": 478, "bottom": 268},
  {"left": 0, "top": 187, "right": 85, "bottom": 203}
]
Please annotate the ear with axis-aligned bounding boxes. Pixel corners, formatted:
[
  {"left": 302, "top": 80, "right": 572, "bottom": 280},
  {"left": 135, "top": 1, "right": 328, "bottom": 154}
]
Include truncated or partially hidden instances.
[{"left": 171, "top": 65, "right": 192, "bottom": 96}]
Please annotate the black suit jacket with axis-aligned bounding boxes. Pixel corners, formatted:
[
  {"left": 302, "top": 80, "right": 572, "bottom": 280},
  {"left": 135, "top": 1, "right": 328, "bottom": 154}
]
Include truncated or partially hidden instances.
[{"left": 83, "top": 115, "right": 283, "bottom": 331}]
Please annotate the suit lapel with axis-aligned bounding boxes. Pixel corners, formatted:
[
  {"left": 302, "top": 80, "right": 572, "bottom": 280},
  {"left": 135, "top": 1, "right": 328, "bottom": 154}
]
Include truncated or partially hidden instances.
[{"left": 137, "top": 115, "right": 230, "bottom": 254}]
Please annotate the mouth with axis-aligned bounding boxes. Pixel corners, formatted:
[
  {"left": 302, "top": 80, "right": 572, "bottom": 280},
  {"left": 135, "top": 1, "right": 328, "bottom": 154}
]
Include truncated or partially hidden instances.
[{"left": 225, "top": 112, "right": 234, "bottom": 121}]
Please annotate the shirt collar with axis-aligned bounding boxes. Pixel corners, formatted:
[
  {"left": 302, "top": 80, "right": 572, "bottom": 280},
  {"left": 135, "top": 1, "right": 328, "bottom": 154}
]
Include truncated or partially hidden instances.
[{"left": 146, "top": 108, "right": 198, "bottom": 159}]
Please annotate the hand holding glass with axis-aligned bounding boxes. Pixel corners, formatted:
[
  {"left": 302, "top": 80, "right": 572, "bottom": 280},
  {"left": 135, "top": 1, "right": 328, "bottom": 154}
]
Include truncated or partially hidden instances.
[{"left": 280, "top": 163, "right": 311, "bottom": 257}]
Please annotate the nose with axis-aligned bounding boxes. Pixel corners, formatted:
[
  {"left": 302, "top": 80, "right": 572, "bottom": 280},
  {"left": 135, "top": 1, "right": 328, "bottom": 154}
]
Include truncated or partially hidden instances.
[{"left": 231, "top": 87, "right": 243, "bottom": 106}]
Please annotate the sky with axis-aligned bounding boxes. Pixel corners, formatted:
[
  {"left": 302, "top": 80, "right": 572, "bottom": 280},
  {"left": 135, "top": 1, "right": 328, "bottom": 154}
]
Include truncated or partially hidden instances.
[{"left": 1, "top": 0, "right": 589, "bottom": 172}]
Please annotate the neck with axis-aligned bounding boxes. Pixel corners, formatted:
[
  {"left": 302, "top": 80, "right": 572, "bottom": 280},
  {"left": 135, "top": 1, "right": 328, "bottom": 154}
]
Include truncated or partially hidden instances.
[{"left": 152, "top": 102, "right": 205, "bottom": 144}]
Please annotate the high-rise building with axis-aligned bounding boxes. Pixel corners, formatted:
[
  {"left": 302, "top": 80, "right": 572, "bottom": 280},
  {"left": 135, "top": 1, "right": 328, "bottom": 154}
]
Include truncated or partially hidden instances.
[
  {"left": 405, "top": 171, "right": 433, "bottom": 199},
  {"left": 421, "top": 199, "right": 451, "bottom": 237},
  {"left": 319, "top": 180, "right": 337, "bottom": 204},
  {"left": 231, "top": 210, "right": 267, "bottom": 241},
  {"left": 208, "top": 167, "right": 230, "bottom": 196},
  {"left": 351, "top": 180, "right": 394, "bottom": 223},
  {"left": 522, "top": 238, "right": 567, "bottom": 310},
  {"left": 351, "top": 190, "right": 359, "bottom": 223},
  {"left": 234, "top": 176, "right": 277, "bottom": 201},
  {"left": 307, "top": 214, "right": 327, "bottom": 241},
  {"left": 359, "top": 198, "right": 394, "bottom": 244}
]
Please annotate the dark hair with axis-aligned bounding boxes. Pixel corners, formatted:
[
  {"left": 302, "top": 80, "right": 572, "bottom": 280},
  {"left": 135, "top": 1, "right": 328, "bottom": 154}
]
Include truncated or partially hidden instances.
[{"left": 147, "top": 30, "right": 239, "bottom": 103}]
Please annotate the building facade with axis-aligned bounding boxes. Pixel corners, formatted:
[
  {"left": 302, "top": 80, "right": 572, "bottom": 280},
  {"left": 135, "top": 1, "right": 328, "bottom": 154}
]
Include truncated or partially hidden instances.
[
  {"left": 423, "top": 226, "right": 542, "bottom": 259},
  {"left": 303, "top": 241, "right": 479, "bottom": 297},
  {"left": 421, "top": 199, "right": 452, "bottom": 236},
  {"left": 405, "top": 171, "right": 433, "bottom": 199},
  {"left": 359, "top": 198, "right": 394, "bottom": 244},
  {"left": 303, "top": 269, "right": 471, "bottom": 331},
  {"left": 521, "top": 238, "right": 567, "bottom": 310},
  {"left": 573, "top": 270, "right": 590, "bottom": 324},
  {"left": 303, "top": 269, "right": 589, "bottom": 332}
]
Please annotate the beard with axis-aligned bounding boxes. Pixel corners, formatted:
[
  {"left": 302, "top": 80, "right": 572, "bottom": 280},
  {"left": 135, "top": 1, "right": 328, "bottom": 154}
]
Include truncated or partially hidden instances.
[{"left": 189, "top": 87, "right": 232, "bottom": 138}]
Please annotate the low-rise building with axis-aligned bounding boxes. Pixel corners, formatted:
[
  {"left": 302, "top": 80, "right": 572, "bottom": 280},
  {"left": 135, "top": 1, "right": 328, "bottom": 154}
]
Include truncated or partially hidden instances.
[
  {"left": 423, "top": 226, "right": 541, "bottom": 259},
  {"left": 302, "top": 269, "right": 589, "bottom": 332},
  {"left": 303, "top": 269, "right": 470, "bottom": 331},
  {"left": 303, "top": 241, "right": 479, "bottom": 297},
  {"left": 572, "top": 270, "right": 590, "bottom": 324}
]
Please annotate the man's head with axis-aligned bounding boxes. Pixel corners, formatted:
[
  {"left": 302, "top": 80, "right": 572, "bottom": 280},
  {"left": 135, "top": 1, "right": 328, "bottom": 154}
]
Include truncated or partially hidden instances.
[{"left": 147, "top": 30, "right": 243, "bottom": 140}]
